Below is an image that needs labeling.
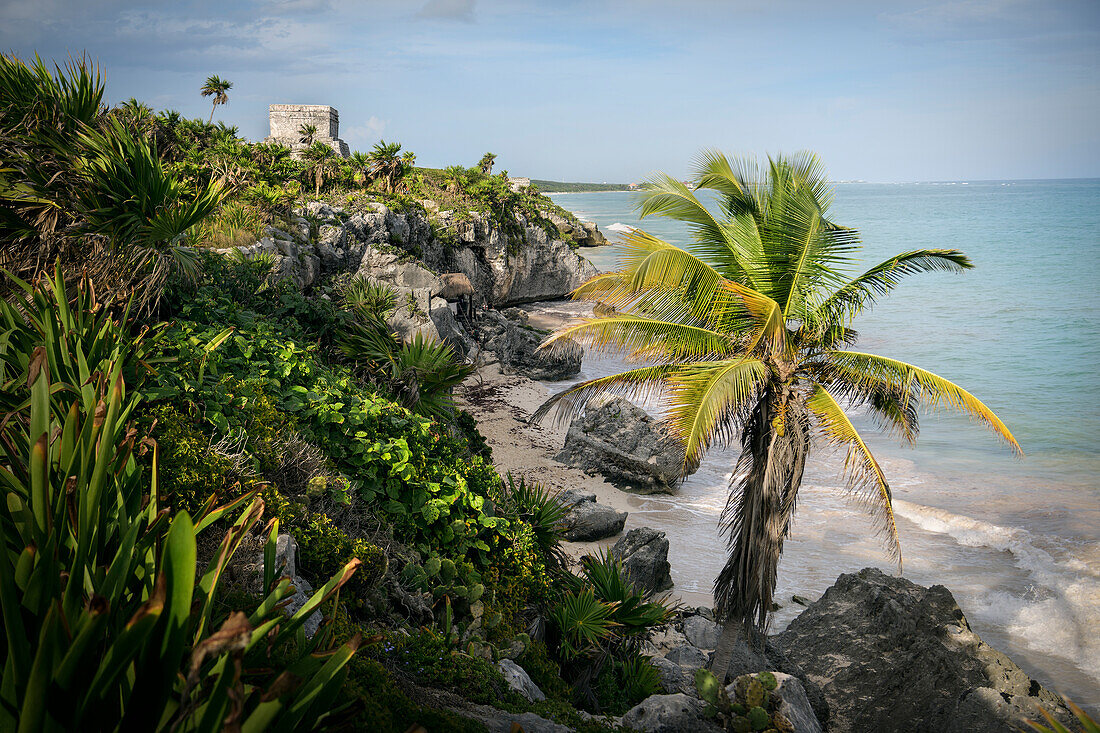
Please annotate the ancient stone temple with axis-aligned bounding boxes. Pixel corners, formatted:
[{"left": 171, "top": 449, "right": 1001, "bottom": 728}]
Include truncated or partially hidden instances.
[{"left": 266, "top": 104, "right": 350, "bottom": 158}]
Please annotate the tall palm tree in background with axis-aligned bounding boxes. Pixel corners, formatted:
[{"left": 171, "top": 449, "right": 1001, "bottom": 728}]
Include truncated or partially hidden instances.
[
  {"left": 479, "top": 152, "right": 497, "bottom": 175},
  {"left": 200, "top": 74, "right": 232, "bottom": 123},
  {"left": 535, "top": 151, "right": 1021, "bottom": 679}
]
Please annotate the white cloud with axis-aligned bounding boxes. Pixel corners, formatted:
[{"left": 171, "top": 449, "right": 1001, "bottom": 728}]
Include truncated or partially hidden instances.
[{"left": 343, "top": 116, "right": 388, "bottom": 147}]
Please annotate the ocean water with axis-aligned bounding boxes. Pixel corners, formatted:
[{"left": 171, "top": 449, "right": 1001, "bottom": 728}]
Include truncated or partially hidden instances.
[{"left": 542, "top": 181, "right": 1100, "bottom": 710}]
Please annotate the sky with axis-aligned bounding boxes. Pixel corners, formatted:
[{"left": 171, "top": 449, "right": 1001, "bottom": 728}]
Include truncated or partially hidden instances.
[{"left": 2, "top": 0, "right": 1098, "bottom": 183}]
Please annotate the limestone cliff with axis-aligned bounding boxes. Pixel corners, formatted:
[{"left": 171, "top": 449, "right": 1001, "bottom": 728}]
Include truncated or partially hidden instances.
[{"left": 220, "top": 198, "right": 598, "bottom": 346}]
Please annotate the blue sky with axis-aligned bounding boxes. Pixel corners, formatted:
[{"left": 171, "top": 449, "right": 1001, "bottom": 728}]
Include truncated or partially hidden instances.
[{"left": 2, "top": 0, "right": 1097, "bottom": 182}]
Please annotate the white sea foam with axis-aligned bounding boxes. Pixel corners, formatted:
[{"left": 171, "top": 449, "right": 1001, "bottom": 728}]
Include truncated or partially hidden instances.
[
  {"left": 893, "top": 499, "right": 1100, "bottom": 682},
  {"left": 606, "top": 222, "right": 635, "bottom": 233}
]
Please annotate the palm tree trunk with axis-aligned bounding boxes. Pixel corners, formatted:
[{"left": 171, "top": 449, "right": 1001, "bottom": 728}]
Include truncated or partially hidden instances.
[
  {"left": 712, "top": 389, "right": 810, "bottom": 656},
  {"left": 709, "top": 618, "right": 743, "bottom": 681},
  {"left": 208, "top": 103, "right": 216, "bottom": 124}
]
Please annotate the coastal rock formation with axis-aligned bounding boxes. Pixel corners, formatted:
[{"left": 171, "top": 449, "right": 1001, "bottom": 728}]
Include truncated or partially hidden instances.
[
  {"left": 471, "top": 310, "right": 581, "bottom": 380},
  {"left": 226, "top": 198, "right": 597, "bottom": 314},
  {"left": 556, "top": 489, "right": 627, "bottom": 541},
  {"left": 681, "top": 614, "right": 721, "bottom": 650},
  {"left": 776, "top": 567, "right": 1076, "bottom": 733},
  {"left": 421, "top": 209, "right": 598, "bottom": 307},
  {"left": 496, "top": 659, "right": 546, "bottom": 702},
  {"left": 555, "top": 397, "right": 697, "bottom": 493},
  {"left": 621, "top": 693, "right": 718, "bottom": 733},
  {"left": 610, "top": 527, "right": 673, "bottom": 594},
  {"left": 543, "top": 210, "right": 608, "bottom": 247},
  {"left": 650, "top": 656, "right": 698, "bottom": 696}
]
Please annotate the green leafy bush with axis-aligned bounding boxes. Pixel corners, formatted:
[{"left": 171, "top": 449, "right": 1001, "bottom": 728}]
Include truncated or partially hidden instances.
[{"left": 0, "top": 272, "right": 361, "bottom": 731}]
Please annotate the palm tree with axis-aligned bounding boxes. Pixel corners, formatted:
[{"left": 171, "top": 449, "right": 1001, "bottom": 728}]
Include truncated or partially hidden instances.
[
  {"left": 298, "top": 123, "right": 318, "bottom": 146},
  {"left": 350, "top": 151, "right": 370, "bottom": 186},
  {"left": 479, "top": 152, "right": 497, "bottom": 175},
  {"left": 301, "top": 142, "right": 336, "bottom": 196},
  {"left": 535, "top": 151, "right": 1021, "bottom": 680},
  {"left": 368, "top": 141, "right": 408, "bottom": 193},
  {"left": 200, "top": 75, "right": 232, "bottom": 123}
]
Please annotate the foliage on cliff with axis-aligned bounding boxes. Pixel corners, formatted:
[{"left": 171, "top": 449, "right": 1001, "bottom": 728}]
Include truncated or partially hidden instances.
[{"left": 0, "top": 52, "right": 646, "bottom": 731}]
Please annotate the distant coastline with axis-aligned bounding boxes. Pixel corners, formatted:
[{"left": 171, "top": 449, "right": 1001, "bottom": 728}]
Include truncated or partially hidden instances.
[{"left": 532, "top": 179, "right": 632, "bottom": 193}]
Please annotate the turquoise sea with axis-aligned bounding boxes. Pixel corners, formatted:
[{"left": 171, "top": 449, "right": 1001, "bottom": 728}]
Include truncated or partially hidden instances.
[{"left": 544, "top": 181, "right": 1100, "bottom": 709}]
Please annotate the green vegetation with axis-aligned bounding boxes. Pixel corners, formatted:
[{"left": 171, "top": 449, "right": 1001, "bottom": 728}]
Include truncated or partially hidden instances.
[
  {"left": 531, "top": 179, "right": 632, "bottom": 193},
  {"left": 537, "top": 150, "right": 1021, "bottom": 680},
  {"left": 0, "top": 269, "right": 360, "bottom": 731},
  {"left": 695, "top": 669, "right": 794, "bottom": 731},
  {"left": 0, "top": 52, "right": 654, "bottom": 731},
  {"left": 199, "top": 74, "right": 232, "bottom": 123}
]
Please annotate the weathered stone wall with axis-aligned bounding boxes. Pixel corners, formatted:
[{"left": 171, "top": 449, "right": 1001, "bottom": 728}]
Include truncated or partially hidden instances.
[
  {"left": 269, "top": 104, "right": 339, "bottom": 140},
  {"left": 267, "top": 104, "right": 349, "bottom": 157}
]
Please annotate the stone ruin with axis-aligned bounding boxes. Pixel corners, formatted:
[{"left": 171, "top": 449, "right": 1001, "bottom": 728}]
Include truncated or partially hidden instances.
[{"left": 266, "top": 104, "right": 350, "bottom": 158}]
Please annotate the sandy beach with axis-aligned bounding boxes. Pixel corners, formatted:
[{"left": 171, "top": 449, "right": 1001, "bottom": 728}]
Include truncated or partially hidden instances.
[{"left": 455, "top": 362, "right": 643, "bottom": 562}]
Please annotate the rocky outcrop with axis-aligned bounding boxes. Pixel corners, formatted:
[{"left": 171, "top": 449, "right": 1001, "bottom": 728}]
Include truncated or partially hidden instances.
[
  {"left": 496, "top": 659, "right": 545, "bottom": 702},
  {"left": 621, "top": 693, "right": 718, "bottom": 733},
  {"left": 471, "top": 310, "right": 581, "bottom": 380},
  {"left": 555, "top": 397, "right": 697, "bottom": 493},
  {"left": 542, "top": 210, "right": 608, "bottom": 248},
  {"left": 224, "top": 198, "right": 597, "bottom": 315},
  {"left": 682, "top": 615, "right": 720, "bottom": 650},
  {"left": 420, "top": 209, "right": 597, "bottom": 307},
  {"left": 611, "top": 527, "right": 673, "bottom": 594},
  {"left": 556, "top": 489, "right": 627, "bottom": 541},
  {"left": 776, "top": 567, "right": 1076, "bottom": 733}
]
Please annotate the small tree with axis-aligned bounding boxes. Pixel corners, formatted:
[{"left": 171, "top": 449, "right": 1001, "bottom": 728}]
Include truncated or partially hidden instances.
[
  {"left": 367, "top": 141, "right": 412, "bottom": 193},
  {"left": 298, "top": 122, "right": 318, "bottom": 146},
  {"left": 478, "top": 152, "right": 497, "bottom": 175},
  {"left": 199, "top": 74, "right": 232, "bottom": 123},
  {"left": 302, "top": 142, "right": 336, "bottom": 195}
]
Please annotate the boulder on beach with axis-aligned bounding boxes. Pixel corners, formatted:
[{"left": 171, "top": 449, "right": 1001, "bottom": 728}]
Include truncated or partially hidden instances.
[
  {"left": 472, "top": 310, "right": 581, "bottom": 380},
  {"left": 555, "top": 396, "right": 697, "bottom": 493},
  {"left": 556, "top": 489, "right": 627, "bottom": 541},
  {"left": 611, "top": 527, "right": 673, "bottom": 594},
  {"left": 776, "top": 567, "right": 1077, "bottom": 733}
]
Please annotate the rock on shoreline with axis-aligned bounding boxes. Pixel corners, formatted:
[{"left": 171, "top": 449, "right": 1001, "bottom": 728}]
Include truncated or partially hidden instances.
[
  {"left": 555, "top": 396, "right": 698, "bottom": 493},
  {"left": 776, "top": 567, "right": 1077, "bottom": 733}
]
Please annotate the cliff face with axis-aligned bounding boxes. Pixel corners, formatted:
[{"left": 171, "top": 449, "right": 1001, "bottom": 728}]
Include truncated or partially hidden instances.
[
  {"left": 420, "top": 208, "right": 597, "bottom": 307},
  {"left": 227, "top": 200, "right": 598, "bottom": 309},
  {"left": 220, "top": 199, "right": 598, "bottom": 355}
]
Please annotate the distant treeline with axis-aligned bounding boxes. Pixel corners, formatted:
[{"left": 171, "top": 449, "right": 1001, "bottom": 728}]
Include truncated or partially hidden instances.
[{"left": 531, "top": 179, "right": 632, "bottom": 193}]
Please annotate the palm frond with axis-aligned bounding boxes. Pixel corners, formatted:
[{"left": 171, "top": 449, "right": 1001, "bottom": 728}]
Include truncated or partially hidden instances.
[
  {"left": 531, "top": 364, "right": 680, "bottom": 425},
  {"left": 664, "top": 358, "right": 768, "bottom": 462},
  {"left": 806, "top": 383, "right": 902, "bottom": 568},
  {"left": 826, "top": 351, "right": 1022, "bottom": 454},
  {"left": 814, "top": 250, "right": 973, "bottom": 324},
  {"left": 538, "top": 313, "right": 735, "bottom": 363}
]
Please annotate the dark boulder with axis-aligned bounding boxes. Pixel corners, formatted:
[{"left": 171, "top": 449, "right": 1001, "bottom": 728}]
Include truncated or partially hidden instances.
[
  {"left": 472, "top": 310, "right": 581, "bottom": 381},
  {"left": 555, "top": 397, "right": 697, "bottom": 493},
  {"left": 611, "top": 527, "right": 673, "bottom": 594},
  {"left": 556, "top": 489, "right": 627, "bottom": 541},
  {"left": 775, "top": 567, "right": 1075, "bottom": 733}
]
